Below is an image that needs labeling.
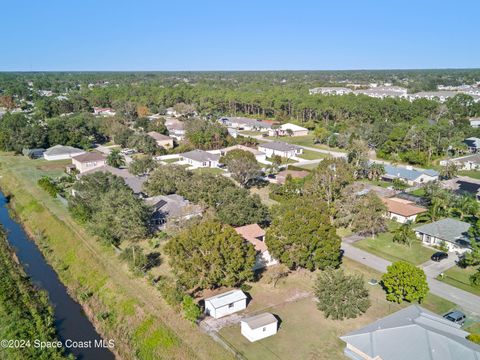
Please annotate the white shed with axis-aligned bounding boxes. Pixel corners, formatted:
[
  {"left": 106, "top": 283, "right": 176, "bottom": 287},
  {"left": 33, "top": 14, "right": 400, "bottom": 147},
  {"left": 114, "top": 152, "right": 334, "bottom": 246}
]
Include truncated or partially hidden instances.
[
  {"left": 241, "top": 313, "right": 278, "bottom": 342},
  {"left": 204, "top": 290, "right": 247, "bottom": 319}
]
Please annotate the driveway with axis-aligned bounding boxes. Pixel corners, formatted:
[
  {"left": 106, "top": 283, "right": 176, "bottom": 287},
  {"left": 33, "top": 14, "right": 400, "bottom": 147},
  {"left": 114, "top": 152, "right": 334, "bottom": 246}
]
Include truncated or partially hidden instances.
[
  {"left": 421, "top": 254, "right": 459, "bottom": 278},
  {"left": 341, "top": 239, "right": 480, "bottom": 316}
]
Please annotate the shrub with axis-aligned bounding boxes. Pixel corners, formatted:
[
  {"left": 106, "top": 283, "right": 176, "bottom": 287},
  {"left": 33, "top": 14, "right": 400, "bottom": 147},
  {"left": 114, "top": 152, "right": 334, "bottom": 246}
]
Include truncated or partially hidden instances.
[
  {"left": 182, "top": 295, "right": 202, "bottom": 323},
  {"left": 37, "top": 176, "right": 60, "bottom": 197},
  {"left": 467, "top": 333, "right": 480, "bottom": 344},
  {"left": 381, "top": 261, "right": 429, "bottom": 303}
]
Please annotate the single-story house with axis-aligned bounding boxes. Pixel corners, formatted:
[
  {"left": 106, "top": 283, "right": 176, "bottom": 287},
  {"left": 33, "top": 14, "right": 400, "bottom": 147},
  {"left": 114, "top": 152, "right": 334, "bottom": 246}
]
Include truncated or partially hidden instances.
[
  {"left": 204, "top": 290, "right": 247, "bottom": 319},
  {"left": 441, "top": 176, "right": 480, "bottom": 201},
  {"left": 414, "top": 218, "right": 472, "bottom": 253},
  {"left": 241, "top": 313, "right": 278, "bottom": 342},
  {"left": 178, "top": 150, "right": 220, "bottom": 168},
  {"left": 268, "top": 123, "right": 309, "bottom": 137},
  {"left": 340, "top": 305, "right": 480, "bottom": 360},
  {"left": 22, "top": 148, "right": 45, "bottom": 159},
  {"left": 219, "top": 117, "right": 274, "bottom": 132},
  {"left": 464, "top": 137, "right": 480, "bottom": 153},
  {"left": 44, "top": 145, "right": 86, "bottom": 161},
  {"left": 77, "top": 165, "right": 147, "bottom": 197},
  {"left": 440, "top": 153, "right": 480, "bottom": 171},
  {"left": 381, "top": 197, "right": 427, "bottom": 223},
  {"left": 71, "top": 152, "right": 107, "bottom": 173},
  {"left": 235, "top": 224, "right": 278, "bottom": 270},
  {"left": 147, "top": 131, "right": 174, "bottom": 149},
  {"left": 258, "top": 142, "right": 303, "bottom": 159},
  {"left": 164, "top": 118, "right": 185, "bottom": 140},
  {"left": 469, "top": 117, "right": 480, "bottom": 128},
  {"left": 216, "top": 145, "right": 267, "bottom": 164},
  {"left": 145, "top": 194, "right": 202, "bottom": 228},
  {"left": 381, "top": 164, "right": 439, "bottom": 185},
  {"left": 275, "top": 170, "right": 310, "bottom": 184}
]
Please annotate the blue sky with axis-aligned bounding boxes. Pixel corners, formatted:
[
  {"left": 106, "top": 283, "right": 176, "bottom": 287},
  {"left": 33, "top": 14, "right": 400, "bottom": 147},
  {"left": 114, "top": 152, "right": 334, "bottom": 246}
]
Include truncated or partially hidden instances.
[{"left": 1, "top": 0, "right": 479, "bottom": 71}]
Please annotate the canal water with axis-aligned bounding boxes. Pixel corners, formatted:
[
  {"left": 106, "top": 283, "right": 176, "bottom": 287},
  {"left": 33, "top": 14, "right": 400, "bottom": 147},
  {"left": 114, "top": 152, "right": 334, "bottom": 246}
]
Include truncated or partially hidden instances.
[{"left": 0, "top": 192, "right": 115, "bottom": 360}]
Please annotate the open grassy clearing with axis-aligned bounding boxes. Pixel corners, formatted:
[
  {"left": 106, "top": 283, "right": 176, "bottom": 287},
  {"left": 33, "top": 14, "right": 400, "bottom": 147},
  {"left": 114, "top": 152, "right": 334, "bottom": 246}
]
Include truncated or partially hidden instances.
[
  {"left": 219, "top": 258, "right": 455, "bottom": 360},
  {"left": 438, "top": 266, "right": 480, "bottom": 296},
  {"left": 162, "top": 157, "right": 180, "bottom": 163},
  {"left": 0, "top": 153, "right": 232, "bottom": 360},
  {"left": 297, "top": 149, "right": 328, "bottom": 160},
  {"left": 353, "top": 223, "right": 435, "bottom": 266},
  {"left": 265, "top": 135, "right": 345, "bottom": 152},
  {"left": 294, "top": 163, "right": 319, "bottom": 170},
  {"left": 250, "top": 186, "right": 279, "bottom": 208},
  {"left": 459, "top": 170, "right": 480, "bottom": 180}
]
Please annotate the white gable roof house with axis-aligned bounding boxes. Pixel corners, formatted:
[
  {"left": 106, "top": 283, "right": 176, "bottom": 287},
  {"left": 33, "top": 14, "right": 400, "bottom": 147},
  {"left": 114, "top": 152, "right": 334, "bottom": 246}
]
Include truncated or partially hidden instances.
[
  {"left": 204, "top": 290, "right": 247, "bottom": 319},
  {"left": 258, "top": 141, "right": 303, "bottom": 159},
  {"left": 178, "top": 149, "right": 221, "bottom": 169},
  {"left": 241, "top": 313, "right": 278, "bottom": 342},
  {"left": 269, "top": 123, "right": 309, "bottom": 137}
]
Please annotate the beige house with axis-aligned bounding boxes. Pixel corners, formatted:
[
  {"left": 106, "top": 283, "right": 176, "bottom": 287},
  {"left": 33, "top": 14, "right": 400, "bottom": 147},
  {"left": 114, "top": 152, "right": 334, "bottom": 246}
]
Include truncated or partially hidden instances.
[
  {"left": 381, "top": 197, "right": 427, "bottom": 223},
  {"left": 147, "top": 131, "right": 174, "bottom": 149},
  {"left": 235, "top": 224, "right": 277, "bottom": 270},
  {"left": 268, "top": 123, "right": 309, "bottom": 137},
  {"left": 71, "top": 152, "right": 107, "bottom": 173}
]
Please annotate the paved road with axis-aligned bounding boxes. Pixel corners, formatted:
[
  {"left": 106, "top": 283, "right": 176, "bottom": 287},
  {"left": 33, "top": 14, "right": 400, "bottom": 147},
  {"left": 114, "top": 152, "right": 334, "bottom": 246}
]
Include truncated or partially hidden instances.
[{"left": 341, "top": 239, "right": 480, "bottom": 316}]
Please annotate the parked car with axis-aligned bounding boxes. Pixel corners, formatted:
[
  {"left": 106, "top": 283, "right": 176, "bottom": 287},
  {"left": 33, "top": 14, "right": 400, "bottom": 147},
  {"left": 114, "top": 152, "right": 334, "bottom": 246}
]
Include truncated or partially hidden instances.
[
  {"left": 443, "top": 311, "right": 466, "bottom": 325},
  {"left": 431, "top": 252, "right": 448, "bottom": 262}
]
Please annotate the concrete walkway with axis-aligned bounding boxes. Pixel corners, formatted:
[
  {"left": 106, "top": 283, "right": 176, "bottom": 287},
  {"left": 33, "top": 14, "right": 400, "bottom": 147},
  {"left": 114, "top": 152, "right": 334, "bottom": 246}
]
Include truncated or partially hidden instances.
[{"left": 341, "top": 239, "right": 480, "bottom": 316}]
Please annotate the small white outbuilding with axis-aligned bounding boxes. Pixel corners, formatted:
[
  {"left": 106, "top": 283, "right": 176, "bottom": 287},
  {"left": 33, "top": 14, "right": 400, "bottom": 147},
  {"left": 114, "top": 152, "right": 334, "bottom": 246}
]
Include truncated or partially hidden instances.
[
  {"left": 204, "top": 290, "right": 247, "bottom": 319},
  {"left": 241, "top": 312, "right": 278, "bottom": 342}
]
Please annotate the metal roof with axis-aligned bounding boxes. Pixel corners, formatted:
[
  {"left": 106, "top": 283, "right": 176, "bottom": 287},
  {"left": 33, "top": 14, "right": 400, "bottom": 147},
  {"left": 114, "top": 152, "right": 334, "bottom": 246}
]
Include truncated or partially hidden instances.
[
  {"left": 241, "top": 313, "right": 277, "bottom": 329},
  {"left": 204, "top": 290, "right": 247, "bottom": 309},
  {"left": 383, "top": 164, "right": 439, "bottom": 181},
  {"left": 341, "top": 305, "right": 480, "bottom": 360}
]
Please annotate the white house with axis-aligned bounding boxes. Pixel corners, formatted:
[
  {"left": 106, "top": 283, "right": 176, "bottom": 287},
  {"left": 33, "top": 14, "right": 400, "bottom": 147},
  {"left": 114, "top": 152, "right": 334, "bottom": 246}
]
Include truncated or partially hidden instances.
[
  {"left": 204, "top": 290, "right": 247, "bottom": 319},
  {"left": 381, "top": 197, "right": 427, "bottom": 224},
  {"left": 464, "top": 137, "right": 480, "bottom": 153},
  {"left": 440, "top": 154, "right": 480, "bottom": 171},
  {"left": 258, "top": 142, "right": 303, "bottom": 159},
  {"left": 44, "top": 145, "right": 85, "bottom": 161},
  {"left": 71, "top": 152, "right": 107, "bottom": 173},
  {"left": 414, "top": 218, "right": 472, "bottom": 253},
  {"left": 241, "top": 313, "right": 278, "bottom": 342},
  {"left": 178, "top": 150, "right": 220, "bottom": 169},
  {"left": 93, "top": 107, "right": 116, "bottom": 117},
  {"left": 381, "top": 164, "right": 439, "bottom": 186},
  {"left": 219, "top": 117, "right": 274, "bottom": 132},
  {"left": 269, "top": 123, "right": 309, "bottom": 137},
  {"left": 215, "top": 145, "right": 268, "bottom": 164},
  {"left": 234, "top": 224, "right": 278, "bottom": 270}
]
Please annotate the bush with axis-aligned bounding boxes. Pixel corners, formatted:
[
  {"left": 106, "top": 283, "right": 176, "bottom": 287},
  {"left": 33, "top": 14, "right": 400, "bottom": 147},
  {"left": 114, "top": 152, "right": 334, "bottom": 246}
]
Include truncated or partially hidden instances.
[
  {"left": 314, "top": 268, "right": 370, "bottom": 320},
  {"left": 470, "top": 268, "right": 480, "bottom": 288},
  {"left": 157, "top": 277, "right": 185, "bottom": 307},
  {"left": 37, "top": 176, "right": 60, "bottom": 197},
  {"left": 467, "top": 333, "right": 480, "bottom": 344},
  {"left": 381, "top": 261, "right": 429, "bottom": 303},
  {"left": 182, "top": 295, "right": 202, "bottom": 323}
]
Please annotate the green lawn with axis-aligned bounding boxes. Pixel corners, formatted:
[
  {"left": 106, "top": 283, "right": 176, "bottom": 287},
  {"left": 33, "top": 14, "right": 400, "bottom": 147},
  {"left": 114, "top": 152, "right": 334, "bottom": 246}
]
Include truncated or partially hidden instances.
[
  {"left": 162, "top": 157, "right": 180, "bottom": 163},
  {"left": 459, "top": 170, "right": 480, "bottom": 180},
  {"left": 238, "top": 130, "right": 263, "bottom": 136},
  {"left": 408, "top": 188, "right": 427, "bottom": 197},
  {"left": 354, "top": 225, "right": 435, "bottom": 265},
  {"left": 219, "top": 258, "right": 454, "bottom": 360},
  {"left": 295, "top": 163, "right": 319, "bottom": 170},
  {"left": 266, "top": 134, "right": 345, "bottom": 153},
  {"left": 438, "top": 266, "right": 480, "bottom": 296},
  {"left": 192, "top": 167, "right": 226, "bottom": 175},
  {"left": 297, "top": 149, "right": 328, "bottom": 160}
]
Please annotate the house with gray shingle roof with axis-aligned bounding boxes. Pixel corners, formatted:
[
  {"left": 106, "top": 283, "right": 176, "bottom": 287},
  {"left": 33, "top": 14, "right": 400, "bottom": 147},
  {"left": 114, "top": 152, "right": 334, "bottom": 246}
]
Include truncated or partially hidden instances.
[
  {"left": 381, "top": 164, "right": 439, "bottom": 185},
  {"left": 414, "top": 218, "right": 472, "bottom": 253},
  {"left": 464, "top": 137, "right": 480, "bottom": 153},
  {"left": 178, "top": 149, "right": 221, "bottom": 169},
  {"left": 341, "top": 305, "right": 480, "bottom": 360},
  {"left": 258, "top": 141, "right": 303, "bottom": 159},
  {"left": 44, "top": 145, "right": 85, "bottom": 161}
]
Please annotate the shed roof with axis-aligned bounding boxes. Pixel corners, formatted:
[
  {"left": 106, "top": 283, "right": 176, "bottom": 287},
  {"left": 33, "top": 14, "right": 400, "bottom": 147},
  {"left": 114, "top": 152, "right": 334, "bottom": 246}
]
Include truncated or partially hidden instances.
[
  {"left": 204, "top": 290, "right": 247, "bottom": 309},
  {"left": 242, "top": 313, "right": 277, "bottom": 330}
]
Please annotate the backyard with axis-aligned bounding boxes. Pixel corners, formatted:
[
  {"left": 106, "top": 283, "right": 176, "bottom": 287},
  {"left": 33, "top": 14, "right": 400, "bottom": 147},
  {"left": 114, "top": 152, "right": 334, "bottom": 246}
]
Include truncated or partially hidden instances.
[
  {"left": 218, "top": 258, "right": 454, "bottom": 360},
  {"left": 297, "top": 149, "right": 328, "bottom": 160},
  {"left": 353, "top": 224, "right": 436, "bottom": 265}
]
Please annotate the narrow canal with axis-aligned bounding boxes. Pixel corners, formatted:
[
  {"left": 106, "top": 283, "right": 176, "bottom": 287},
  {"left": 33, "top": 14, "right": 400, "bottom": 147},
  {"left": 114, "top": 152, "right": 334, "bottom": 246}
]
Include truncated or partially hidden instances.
[{"left": 0, "top": 192, "right": 115, "bottom": 360}]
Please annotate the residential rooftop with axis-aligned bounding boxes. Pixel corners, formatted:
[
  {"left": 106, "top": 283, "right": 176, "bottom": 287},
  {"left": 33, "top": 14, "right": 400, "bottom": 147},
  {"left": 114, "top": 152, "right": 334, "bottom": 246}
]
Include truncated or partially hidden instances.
[
  {"left": 382, "top": 197, "right": 427, "bottom": 217},
  {"left": 147, "top": 131, "right": 172, "bottom": 141},
  {"left": 382, "top": 163, "right": 439, "bottom": 181},
  {"left": 414, "top": 218, "right": 471, "bottom": 245},
  {"left": 258, "top": 141, "right": 301, "bottom": 152},
  {"left": 44, "top": 144, "right": 85, "bottom": 157},
  {"left": 235, "top": 224, "right": 267, "bottom": 252},
  {"left": 204, "top": 290, "right": 247, "bottom": 309},
  {"left": 179, "top": 149, "right": 220, "bottom": 163},
  {"left": 72, "top": 151, "right": 106, "bottom": 162}
]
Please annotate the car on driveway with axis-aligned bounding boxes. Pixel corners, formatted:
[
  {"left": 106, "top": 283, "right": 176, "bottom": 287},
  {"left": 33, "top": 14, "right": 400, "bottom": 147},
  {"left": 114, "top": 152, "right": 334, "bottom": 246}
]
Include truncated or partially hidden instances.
[
  {"left": 443, "top": 311, "right": 466, "bottom": 325},
  {"left": 431, "top": 252, "right": 448, "bottom": 262}
]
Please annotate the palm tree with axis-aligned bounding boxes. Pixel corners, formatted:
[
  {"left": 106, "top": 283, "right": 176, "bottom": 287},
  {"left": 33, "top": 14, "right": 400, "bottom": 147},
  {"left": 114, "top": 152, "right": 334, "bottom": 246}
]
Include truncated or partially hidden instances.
[
  {"left": 368, "top": 163, "right": 385, "bottom": 181},
  {"left": 392, "top": 222, "right": 417, "bottom": 248},
  {"left": 106, "top": 149, "right": 125, "bottom": 168},
  {"left": 452, "top": 195, "right": 479, "bottom": 220}
]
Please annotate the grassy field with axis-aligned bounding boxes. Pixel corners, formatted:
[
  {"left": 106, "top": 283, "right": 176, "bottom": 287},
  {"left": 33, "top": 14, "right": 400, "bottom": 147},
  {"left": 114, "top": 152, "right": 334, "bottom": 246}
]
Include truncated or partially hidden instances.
[
  {"left": 219, "top": 258, "right": 454, "bottom": 360},
  {"left": 266, "top": 135, "right": 345, "bottom": 152},
  {"left": 297, "top": 149, "right": 328, "bottom": 160},
  {"left": 459, "top": 170, "right": 480, "bottom": 180},
  {"left": 353, "top": 225, "right": 435, "bottom": 265},
  {"left": 438, "top": 266, "right": 480, "bottom": 296},
  {"left": 163, "top": 157, "right": 180, "bottom": 163},
  {"left": 0, "top": 153, "right": 232, "bottom": 360},
  {"left": 295, "top": 163, "right": 319, "bottom": 170},
  {"left": 192, "top": 167, "right": 226, "bottom": 175}
]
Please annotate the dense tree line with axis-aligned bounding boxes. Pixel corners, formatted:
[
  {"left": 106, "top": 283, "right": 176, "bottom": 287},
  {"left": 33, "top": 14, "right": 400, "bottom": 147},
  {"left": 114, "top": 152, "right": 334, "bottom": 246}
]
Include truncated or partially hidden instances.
[{"left": 144, "top": 165, "right": 269, "bottom": 226}]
